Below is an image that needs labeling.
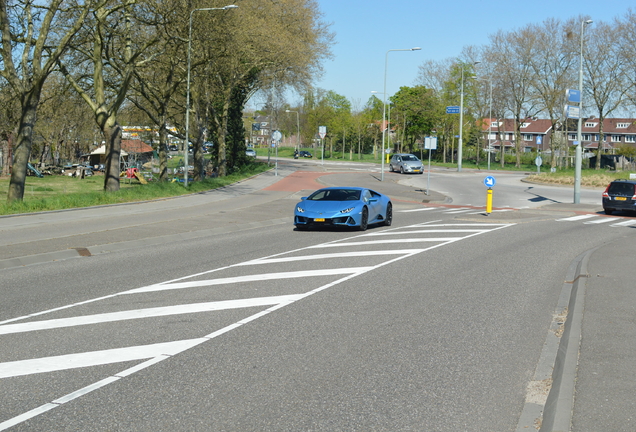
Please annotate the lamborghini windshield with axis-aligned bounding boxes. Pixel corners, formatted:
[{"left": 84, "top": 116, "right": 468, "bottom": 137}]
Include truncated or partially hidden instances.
[{"left": 307, "top": 189, "right": 361, "bottom": 201}]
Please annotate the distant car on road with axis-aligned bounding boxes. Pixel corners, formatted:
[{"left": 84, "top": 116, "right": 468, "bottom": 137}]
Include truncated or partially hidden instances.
[
  {"left": 299, "top": 150, "right": 313, "bottom": 158},
  {"left": 245, "top": 149, "right": 257, "bottom": 158},
  {"left": 389, "top": 153, "right": 423, "bottom": 174},
  {"left": 294, "top": 186, "right": 392, "bottom": 231},
  {"left": 602, "top": 179, "right": 636, "bottom": 215}
]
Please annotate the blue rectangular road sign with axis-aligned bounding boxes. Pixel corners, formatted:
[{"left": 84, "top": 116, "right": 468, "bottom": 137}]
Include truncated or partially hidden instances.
[
  {"left": 566, "top": 89, "right": 581, "bottom": 103},
  {"left": 446, "top": 106, "right": 460, "bottom": 114}
]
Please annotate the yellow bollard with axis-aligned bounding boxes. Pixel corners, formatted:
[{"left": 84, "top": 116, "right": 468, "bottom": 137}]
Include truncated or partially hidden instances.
[
  {"left": 386, "top": 153, "right": 390, "bottom": 164},
  {"left": 486, "top": 187, "right": 493, "bottom": 214}
]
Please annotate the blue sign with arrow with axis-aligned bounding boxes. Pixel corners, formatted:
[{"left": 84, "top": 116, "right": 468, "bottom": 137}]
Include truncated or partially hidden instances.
[{"left": 483, "top": 175, "right": 496, "bottom": 188}]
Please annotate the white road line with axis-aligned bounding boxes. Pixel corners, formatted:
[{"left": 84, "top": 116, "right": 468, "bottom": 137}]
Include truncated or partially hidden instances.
[
  {"left": 398, "top": 207, "right": 438, "bottom": 212},
  {"left": 0, "top": 339, "right": 206, "bottom": 379},
  {"left": 611, "top": 219, "right": 636, "bottom": 227},
  {"left": 583, "top": 217, "right": 616, "bottom": 224},
  {"left": 409, "top": 223, "right": 510, "bottom": 227},
  {"left": 242, "top": 249, "right": 425, "bottom": 265},
  {"left": 0, "top": 295, "right": 304, "bottom": 335},
  {"left": 361, "top": 229, "right": 489, "bottom": 236},
  {"left": 442, "top": 209, "right": 475, "bottom": 214},
  {"left": 126, "top": 268, "right": 373, "bottom": 294},
  {"left": 556, "top": 215, "right": 597, "bottom": 221},
  {"left": 307, "top": 238, "right": 461, "bottom": 248}
]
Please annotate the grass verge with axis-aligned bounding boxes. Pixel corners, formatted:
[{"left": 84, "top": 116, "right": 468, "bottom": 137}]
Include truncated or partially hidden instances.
[
  {"left": 0, "top": 162, "right": 270, "bottom": 216},
  {"left": 525, "top": 169, "right": 633, "bottom": 188}
]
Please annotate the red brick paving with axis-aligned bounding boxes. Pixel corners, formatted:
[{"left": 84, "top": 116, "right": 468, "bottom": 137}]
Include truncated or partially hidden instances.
[{"left": 264, "top": 171, "right": 328, "bottom": 192}]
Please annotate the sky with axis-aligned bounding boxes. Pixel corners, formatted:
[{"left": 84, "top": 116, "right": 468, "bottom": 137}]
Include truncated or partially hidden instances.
[{"left": 310, "top": 0, "right": 629, "bottom": 107}]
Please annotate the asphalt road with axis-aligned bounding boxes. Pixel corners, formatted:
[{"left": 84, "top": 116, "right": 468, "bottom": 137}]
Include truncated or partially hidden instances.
[{"left": 1, "top": 160, "right": 634, "bottom": 431}]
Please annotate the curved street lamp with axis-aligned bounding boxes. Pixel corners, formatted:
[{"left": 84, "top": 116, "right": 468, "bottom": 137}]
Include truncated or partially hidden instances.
[
  {"left": 381, "top": 47, "right": 421, "bottom": 181},
  {"left": 184, "top": 4, "right": 238, "bottom": 187}
]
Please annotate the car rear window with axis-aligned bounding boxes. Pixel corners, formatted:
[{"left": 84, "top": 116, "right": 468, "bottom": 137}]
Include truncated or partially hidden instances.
[{"left": 608, "top": 182, "right": 636, "bottom": 195}]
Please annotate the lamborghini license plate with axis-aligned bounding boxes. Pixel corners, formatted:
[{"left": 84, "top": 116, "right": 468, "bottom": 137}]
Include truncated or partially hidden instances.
[{"left": 314, "top": 218, "right": 325, "bottom": 222}]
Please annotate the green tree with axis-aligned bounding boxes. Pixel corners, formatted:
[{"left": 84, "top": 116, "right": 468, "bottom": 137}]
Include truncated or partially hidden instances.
[{"left": 391, "top": 85, "right": 438, "bottom": 155}]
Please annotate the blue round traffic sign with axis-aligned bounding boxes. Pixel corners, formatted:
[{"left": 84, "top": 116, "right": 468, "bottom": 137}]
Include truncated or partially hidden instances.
[{"left": 484, "top": 175, "right": 496, "bottom": 188}]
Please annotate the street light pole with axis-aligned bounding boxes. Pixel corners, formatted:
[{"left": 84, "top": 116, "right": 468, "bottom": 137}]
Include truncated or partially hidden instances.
[
  {"left": 381, "top": 47, "right": 421, "bottom": 181},
  {"left": 574, "top": 19, "right": 593, "bottom": 204},
  {"left": 285, "top": 110, "right": 300, "bottom": 150},
  {"left": 184, "top": 4, "right": 238, "bottom": 187},
  {"left": 457, "top": 60, "right": 480, "bottom": 172},
  {"left": 478, "top": 78, "right": 493, "bottom": 170}
]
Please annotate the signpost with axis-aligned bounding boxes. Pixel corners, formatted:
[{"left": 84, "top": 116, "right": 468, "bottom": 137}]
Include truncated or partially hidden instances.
[
  {"left": 483, "top": 175, "right": 496, "bottom": 214},
  {"left": 319, "top": 126, "right": 326, "bottom": 165},
  {"left": 272, "top": 130, "right": 282, "bottom": 176},
  {"left": 535, "top": 154, "right": 543, "bottom": 174},
  {"left": 446, "top": 106, "right": 460, "bottom": 114},
  {"left": 424, "top": 136, "right": 437, "bottom": 195}
]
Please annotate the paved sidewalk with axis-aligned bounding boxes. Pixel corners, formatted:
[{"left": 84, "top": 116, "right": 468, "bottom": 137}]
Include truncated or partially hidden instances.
[{"left": 570, "top": 235, "right": 636, "bottom": 431}]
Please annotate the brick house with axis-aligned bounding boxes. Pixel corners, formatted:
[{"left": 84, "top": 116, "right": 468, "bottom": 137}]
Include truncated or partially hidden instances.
[{"left": 480, "top": 117, "right": 636, "bottom": 154}]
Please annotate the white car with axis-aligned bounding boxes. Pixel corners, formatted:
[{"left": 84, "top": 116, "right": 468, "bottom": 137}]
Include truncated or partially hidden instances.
[{"left": 389, "top": 153, "right": 423, "bottom": 174}]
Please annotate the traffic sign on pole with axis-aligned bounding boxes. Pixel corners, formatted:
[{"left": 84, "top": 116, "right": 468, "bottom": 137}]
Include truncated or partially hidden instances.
[{"left": 483, "top": 175, "right": 496, "bottom": 188}]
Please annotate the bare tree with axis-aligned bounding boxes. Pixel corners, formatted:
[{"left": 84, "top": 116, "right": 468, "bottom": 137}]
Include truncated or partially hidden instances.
[
  {"left": 59, "top": 0, "right": 159, "bottom": 191},
  {"left": 1, "top": 0, "right": 92, "bottom": 202},
  {"left": 526, "top": 18, "right": 577, "bottom": 168},
  {"left": 126, "top": 0, "right": 185, "bottom": 181},
  {"left": 583, "top": 20, "right": 634, "bottom": 169},
  {"left": 489, "top": 29, "right": 541, "bottom": 168}
]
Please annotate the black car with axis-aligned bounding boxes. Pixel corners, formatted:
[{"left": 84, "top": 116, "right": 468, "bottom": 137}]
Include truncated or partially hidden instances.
[
  {"left": 602, "top": 179, "right": 636, "bottom": 215},
  {"left": 299, "top": 151, "right": 312, "bottom": 158}
]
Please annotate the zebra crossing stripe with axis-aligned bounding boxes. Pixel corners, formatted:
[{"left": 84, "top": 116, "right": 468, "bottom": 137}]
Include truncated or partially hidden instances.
[
  {"left": 399, "top": 207, "right": 437, "bottom": 212},
  {"left": 584, "top": 217, "right": 615, "bottom": 224},
  {"left": 556, "top": 215, "right": 597, "bottom": 221},
  {"left": 611, "top": 219, "right": 636, "bottom": 227}
]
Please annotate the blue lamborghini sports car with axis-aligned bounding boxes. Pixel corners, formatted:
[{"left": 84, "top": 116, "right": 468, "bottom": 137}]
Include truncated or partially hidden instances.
[{"left": 294, "top": 187, "right": 392, "bottom": 231}]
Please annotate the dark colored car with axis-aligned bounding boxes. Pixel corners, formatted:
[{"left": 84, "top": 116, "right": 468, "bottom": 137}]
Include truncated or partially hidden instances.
[
  {"left": 299, "top": 151, "right": 312, "bottom": 158},
  {"left": 602, "top": 179, "right": 636, "bottom": 215}
]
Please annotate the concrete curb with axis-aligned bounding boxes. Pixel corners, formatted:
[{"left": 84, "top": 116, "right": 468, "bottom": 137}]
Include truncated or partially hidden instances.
[{"left": 515, "top": 246, "right": 596, "bottom": 431}]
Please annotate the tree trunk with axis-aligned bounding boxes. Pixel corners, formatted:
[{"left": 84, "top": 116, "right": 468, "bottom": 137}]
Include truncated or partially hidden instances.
[
  {"left": 158, "top": 126, "right": 169, "bottom": 181},
  {"left": 514, "top": 128, "right": 522, "bottom": 168},
  {"left": 595, "top": 115, "right": 605, "bottom": 170},
  {"left": 101, "top": 120, "right": 122, "bottom": 192},
  {"left": 7, "top": 86, "right": 42, "bottom": 203}
]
